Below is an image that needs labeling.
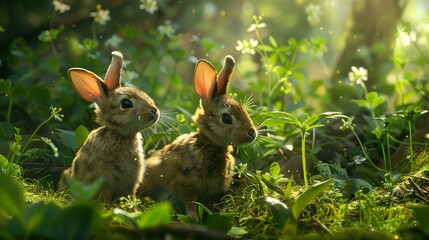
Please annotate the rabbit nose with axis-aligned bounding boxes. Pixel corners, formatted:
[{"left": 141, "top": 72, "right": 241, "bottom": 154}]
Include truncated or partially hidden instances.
[
  {"left": 150, "top": 108, "right": 160, "bottom": 119},
  {"left": 246, "top": 129, "right": 257, "bottom": 142}
]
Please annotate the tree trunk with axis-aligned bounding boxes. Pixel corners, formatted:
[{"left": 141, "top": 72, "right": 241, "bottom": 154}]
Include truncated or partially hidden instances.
[{"left": 330, "top": 0, "right": 407, "bottom": 113}]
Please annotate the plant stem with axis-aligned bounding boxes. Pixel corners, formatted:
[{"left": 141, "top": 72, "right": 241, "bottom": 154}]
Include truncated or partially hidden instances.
[
  {"left": 91, "top": 23, "right": 97, "bottom": 41},
  {"left": 301, "top": 130, "right": 308, "bottom": 189},
  {"left": 381, "top": 142, "right": 387, "bottom": 172},
  {"left": 386, "top": 134, "right": 391, "bottom": 172},
  {"left": 20, "top": 114, "right": 55, "bottom": 163},
  {"left": 6, "top": 92, "right": 13, "bottom": 123},
  {"left": 408, "top": 120, "right": 413, "bottom": 169},
  {"left": 349, "top": 126, "right": 380, "bottom": 170}
]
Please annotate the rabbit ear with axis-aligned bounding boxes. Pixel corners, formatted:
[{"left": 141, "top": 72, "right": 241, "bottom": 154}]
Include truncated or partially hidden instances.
[
  {"left": 68, "top": 68, "right": 109, "bottom": 102},
  {"left": 216, "top": 55, "right": 235, "bottom": 96},
  {"left": 194, "top": 59, "right": 218, "bottom": 102},
  {"left": 104, "top": 51, "right": 123, "bottom": 90}
]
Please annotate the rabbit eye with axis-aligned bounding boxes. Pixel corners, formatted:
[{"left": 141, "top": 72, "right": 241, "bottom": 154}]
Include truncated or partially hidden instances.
[
  {"left": 120, "top": 99, "right": 133, "bottom": 109},
  {"left": 220, "top": 113, "right": 233, "bottom": 124}
]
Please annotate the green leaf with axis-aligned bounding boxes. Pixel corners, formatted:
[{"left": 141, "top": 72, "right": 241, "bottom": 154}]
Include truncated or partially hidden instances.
[
  {"left": 111, "top": 208, "right": 138, "bottom": 229},
  {"left": 58, "top": 201, "right": 103, "bottom": 239},
  {"left": 200, "top": 38, "right": 218, "bottom": 52},
  {"left": 75, "top": 125, "right": 89, "bottom": 148},
  {"left": 0, "top": 79, "right": 12, "bottom": 95},
  {"left": 0, "top": 173, "right": 24, "bottom": 219},
  {"left": 263, "top": 111, "right": 297, "bottom": 120},
  {"left": 82, "top": 38, "right": 99, "bottom": 51},
  {"left": 371, "top": 129, "right": 383, "bottom": 139},
  {"left": 177, "top": 214, "right": 196, "bottom": 224},
  {"left": 412, "top": 206, "right": 429, "bottom": 236},
  {"left": 68, "top": 177, "right": 105, "bottom": 200},
  {"left": 261, "top": 118, "right": 297, "bottom": 127},
  {"left": 0, "top": 154, "right": 9, "bottom": 171},
  {"left": 206, "top": 212, "right": 236, "bottom": 233},
  {"left": 56, "top": 129, "right": 78, "bottom": 151},
  {"left": 307, "top": 124, "right": 325, "bottom": 131},
  {"left": 257, "top": 45, "right": 274, "bottom": 52},
  {"left": 351, "top": 99, "right": 370, "bottom": 109},
  {"left": 292, "top": 178, "right": 332, "bottom": 220},
  {"left": 366, "top": 91, "right": 386, "bottom": 109},
  {"left": 269, "top": 36, "right": 278, "bottom": 48},
  {"left": 270, "top": 162, "right": 281, "bottom": 178},
  {"left": 265, "top": 197, "right": 292, "bottom": 229},
  {"left": 261, "top": 176, "right": 286, "bottom": 196},
  {"left": 38, "top": 28, "right": 61, "bottom": 43},
  {"left": 137, "top": 202, "right": 172, "bottom": 229},
  {"left": 7, "top": 163, "right": 21, "bottom": 177},
  {"left": 8, "top": 201, "right": 102, "bottom": 239},
  {"left": 284, "top": 176, "right": 294, "bottom": 201},
  {"left": 228, "top": 226, "right": 248, "bottom": 236},
  {"left": 303, "top": 112, "right": 344, "bottom": 127}
]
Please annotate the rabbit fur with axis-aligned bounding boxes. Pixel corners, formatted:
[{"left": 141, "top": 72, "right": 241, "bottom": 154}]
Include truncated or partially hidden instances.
[
  {"left": 138, "top": 55, "right": 257, "bottom": 221},
  {"left": 59, "top": 51, "right": 159, "bottom": 201}
]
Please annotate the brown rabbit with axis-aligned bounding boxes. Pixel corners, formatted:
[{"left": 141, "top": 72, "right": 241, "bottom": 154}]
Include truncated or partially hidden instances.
[
  {"left": 58, "top": 51, "right": 159, "bottom": 201},
  {"left": 138, "top": 55, "right": 257, "bottom": 221}
]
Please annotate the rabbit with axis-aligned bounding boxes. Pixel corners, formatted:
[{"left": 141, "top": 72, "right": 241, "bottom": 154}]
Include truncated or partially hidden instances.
[
  {"left": 138, "top": 55, "right": 257, "bottom": 221},
  {"left": 58, "top": 51, "right": 160, "bottom": 201}
]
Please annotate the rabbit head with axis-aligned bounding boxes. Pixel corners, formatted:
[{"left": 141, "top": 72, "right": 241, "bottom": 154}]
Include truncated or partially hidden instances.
[
  {"left": 192, "top": 55, "right": 257, "bottom": 146},
  {"left": 68, "top": 51, "right": 159, "bottom": 136}
]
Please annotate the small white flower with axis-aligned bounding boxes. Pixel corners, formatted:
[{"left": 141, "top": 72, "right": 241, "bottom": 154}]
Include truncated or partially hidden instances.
[
  {"left": 52, "top": 0, "right": 70, "bottom": 14},
  {"left": 157, "top": 21, "right": 175, "bottom": 38},
  {"left": 348, "top": 66, "right": 368, "bottom": 86},
  {"left": 90, "top": 4, "right": 111, "bottom": 25},
  {"left": 398, "top": 29, "right": 417, "bottom": 47},
  {"left": 236, "top": 40, "right": 244, "bottom": 52},
  {"left": 247, "top": 22, "right": 267, "bottom": 32},
  {"left": 235, "top": 39, "right": 259, "bottom": 55},
  {"left": 249, "top": 38, "right": 259, "bottom": 47},
  {"left": 305, "top": 3, "right": 323, "bottom": 26},
  {"left": 50, "top": 105, "right": 64, "bottom": 122},
  {"left": 105, "top": 35, "right": 123, "bottom": 48},
  {"left": 140, "top": 0, "right": 158, "bottom": 14}
]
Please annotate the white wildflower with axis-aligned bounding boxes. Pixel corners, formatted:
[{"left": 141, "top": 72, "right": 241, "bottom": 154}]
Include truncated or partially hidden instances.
[
  {"left": 90, "top": 4, "right": 111, "bottom": 25},
  {"left": 140, "top": 0, "right": 158, "bottom": 14},
  {"left": 247, "top": 22, "right": 267, "bottom": 32},
  {"left": 157, "top": 21, "right": 175, "bottom": 38},
  {"left": 305, "top": 3, "right": 323, "bottom": 26},
  {"left": 398, "top": 30, "right": 417, "bottom": 47},
  {"left": 105, "top": 35, "right": 123, "bottom": 48},
  {"left": 235, "top": 39, "right": 259, "bottom": 55},
  {"left": 52, "top": 0, "right": 70, "bottom": 14},
  {"left": 348, "top": 66, "right": 368, "bottom": 86}
]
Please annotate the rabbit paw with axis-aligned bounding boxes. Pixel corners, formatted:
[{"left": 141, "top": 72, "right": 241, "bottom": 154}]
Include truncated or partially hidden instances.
[{"left": 187, "top": 210, "right": 200, "bottom": 223}]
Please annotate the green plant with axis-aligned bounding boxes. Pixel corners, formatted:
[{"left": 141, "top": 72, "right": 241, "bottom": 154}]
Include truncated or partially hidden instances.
[
  {"left": 372, "top": 116, "right": 393, "bottom": 172},
  {"left": 237, "top": 15, "right": 328, "bottom": 111},
  {"left": 340, "top": 116, "right": 383, "bottom": 171},
  {"left": 262, "top": 111, "right": 345, "bottom": 188},
  {"left": 265, "top": 178, "right": 333, "bottom": 237},
  {"left": 395, "top": 107, "right": 428, "bottom": 170},
  {"left": 5, "top": 106, "right": 63, "bottom": 167},
  {"left": 177, "top": 204, "right": 244, "bottom": 237}
]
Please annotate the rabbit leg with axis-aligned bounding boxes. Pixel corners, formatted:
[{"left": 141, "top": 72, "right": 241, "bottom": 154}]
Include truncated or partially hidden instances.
[
  {"left": 99, "top": 185, "right": 113, "bottom": 202},
  {"left": 185, "top": 201, "right": 199, "bottom": 223},
  {"left": 57, "top": 168, "right": 72, "bottom": 191}
]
